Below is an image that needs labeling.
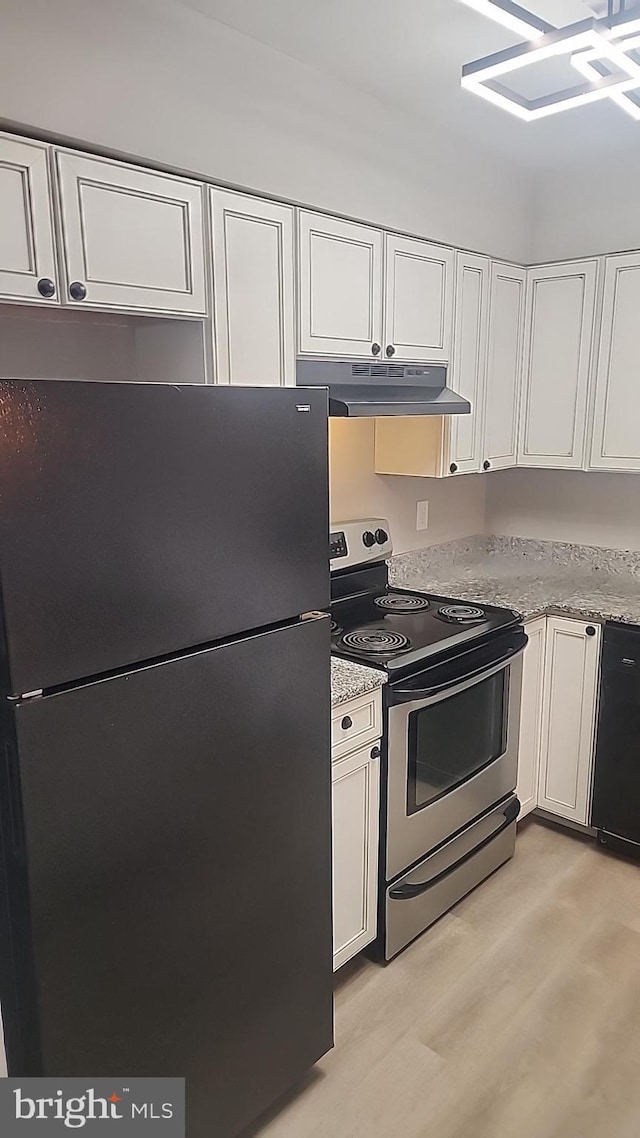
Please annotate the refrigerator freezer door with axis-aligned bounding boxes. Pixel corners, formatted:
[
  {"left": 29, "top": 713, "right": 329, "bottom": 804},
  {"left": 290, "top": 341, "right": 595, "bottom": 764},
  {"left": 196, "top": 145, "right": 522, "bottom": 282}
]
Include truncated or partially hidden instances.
[
  {"left": 0, "top": 617, "right": 333, "bottom": 1137},
  {"left": 0, "top": 380, "right": 328, "bottom": 694}
]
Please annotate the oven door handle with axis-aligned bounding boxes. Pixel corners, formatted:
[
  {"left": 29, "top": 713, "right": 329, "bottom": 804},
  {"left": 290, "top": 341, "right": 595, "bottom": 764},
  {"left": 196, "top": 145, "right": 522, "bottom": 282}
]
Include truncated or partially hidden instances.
[
  {"left": 391, "top": 643, "right": 525, "bottom": 705},
  {"left": 388, "top": 797, "right": 520, "bottom": 901}
]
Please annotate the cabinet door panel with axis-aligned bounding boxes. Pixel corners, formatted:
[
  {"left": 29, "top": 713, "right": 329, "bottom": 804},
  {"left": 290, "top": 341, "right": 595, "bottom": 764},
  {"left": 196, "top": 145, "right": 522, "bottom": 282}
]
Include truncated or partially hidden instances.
[
  {"left": 332, "top": 743, "right": 380, "bottom": 970},
  {"left": 298, "top": 211, "right": 383, "bottom": 357},
  {"left": 538, "top": 618, "right": 600, "bottom": 825},
  {"left": 517, "top": 617, "right": 546, "bottom": 818},
  {"left": 520, "top": 262, "right": 597, "bottom": 468},
  {"left": 591, "top": 254, "right": 640, "bottom": 471},
  {"left": 384, "top": 235, "right": 453, "bottom": 362},
  {"left": 211, "top": 190, "right": 294, "bottom": 386},
  {"left": 484, "top": 263, "right": 526, "bottom": 470},
  {"left": 0, "top": 135, "right": 58, "bottom": 304},
  {"left": 447, "top": 253, "right": 489, "bottom": 475},
  {"left": 55, "top": 151, "right": 206, "bottom": 315}
]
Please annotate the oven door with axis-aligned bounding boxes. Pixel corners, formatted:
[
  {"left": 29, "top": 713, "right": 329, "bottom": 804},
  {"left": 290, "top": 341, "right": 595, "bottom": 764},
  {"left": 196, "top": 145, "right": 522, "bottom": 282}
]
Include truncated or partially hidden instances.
[{"left": 386, "top": 629, "right": 526, "bottom": 881}]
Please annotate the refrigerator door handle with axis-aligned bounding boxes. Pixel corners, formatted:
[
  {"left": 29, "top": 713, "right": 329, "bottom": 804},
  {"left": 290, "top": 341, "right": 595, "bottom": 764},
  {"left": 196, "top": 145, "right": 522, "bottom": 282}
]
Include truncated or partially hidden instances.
[{"left": 5, "top": 741, "right": 25, "bottom": 857}]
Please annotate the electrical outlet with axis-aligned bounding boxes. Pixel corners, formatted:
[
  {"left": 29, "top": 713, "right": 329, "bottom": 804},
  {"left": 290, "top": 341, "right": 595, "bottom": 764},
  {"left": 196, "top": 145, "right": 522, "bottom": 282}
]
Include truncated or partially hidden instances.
[{"left": 416, "top": 500, "right": 429, "bottom": 531}]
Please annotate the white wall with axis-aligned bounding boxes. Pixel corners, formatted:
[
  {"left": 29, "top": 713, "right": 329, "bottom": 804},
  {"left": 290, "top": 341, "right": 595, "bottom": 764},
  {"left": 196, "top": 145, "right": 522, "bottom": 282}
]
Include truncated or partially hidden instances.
[
  {"left": 329, "top": 420, "right": 487, "bottom": 554},
  {"left": 486, "top": 468, "right": 640, "bottom": 551},
  {"left": 0, "top": 0, "right": 529, "bottom": 262},
  {"left": 531, "top": 152, "right": 640, "bottom": 263}
]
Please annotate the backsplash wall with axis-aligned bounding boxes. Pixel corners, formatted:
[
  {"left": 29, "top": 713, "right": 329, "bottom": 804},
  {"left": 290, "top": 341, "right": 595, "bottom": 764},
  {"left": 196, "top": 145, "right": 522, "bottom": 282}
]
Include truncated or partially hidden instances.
[
  {"left": 486, "top": 468, "right": 640, "bottom": 552},
  {"left": 329, "top": 419, "right": 486, "bottom": 555}
]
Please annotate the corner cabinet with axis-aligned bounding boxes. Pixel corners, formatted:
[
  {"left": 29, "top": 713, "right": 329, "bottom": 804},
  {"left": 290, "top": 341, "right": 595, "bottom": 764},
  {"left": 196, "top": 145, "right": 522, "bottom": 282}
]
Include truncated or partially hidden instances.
[
  {"left": 54, "top": 151, "right": 207, "bottom": 316},
  {"left": 331, "top": 688, "right": 382, "bottom": 971},
  {"left": 446, "top": 252, "right": 490, "bottom": 475},
  {"left": 0, "top": 134, "right": 58, "bottom": 305},
  {"left": 537, "top": 617, "right": 601, "bottom": 825},
  {"left": 210, "top": 189, "right": 295, "bottom": 386},
  {"left": 297, "top": 211, "right": 383, "bottom": 358},
  {"left": 517, "top": 617, "right": 547, "bottom": 819},
  {"left": 383, "top": 234, "right": 454, "bottom": 363},
  {"left": 590, "top": 253, "right": 640, "bottom": 472},
  {"left": 483, "top": 262, "right": 526, "bottom": 471},
  {"left": 519, "top": 260, "right": 598, "bottom": 469}
]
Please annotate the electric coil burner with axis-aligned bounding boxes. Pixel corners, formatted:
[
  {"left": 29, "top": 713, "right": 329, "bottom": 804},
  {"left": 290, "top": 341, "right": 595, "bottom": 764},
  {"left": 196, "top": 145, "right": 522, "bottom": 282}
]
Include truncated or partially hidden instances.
[{"left": 329, "top": 517, "right": 527, "bottom": 963}]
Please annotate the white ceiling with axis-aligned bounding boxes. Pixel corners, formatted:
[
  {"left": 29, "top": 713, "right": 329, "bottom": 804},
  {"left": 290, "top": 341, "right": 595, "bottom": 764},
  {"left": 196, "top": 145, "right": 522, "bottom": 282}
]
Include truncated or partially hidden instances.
[{"left": 177, "top": 0, "right": 640, "bottom": 168}]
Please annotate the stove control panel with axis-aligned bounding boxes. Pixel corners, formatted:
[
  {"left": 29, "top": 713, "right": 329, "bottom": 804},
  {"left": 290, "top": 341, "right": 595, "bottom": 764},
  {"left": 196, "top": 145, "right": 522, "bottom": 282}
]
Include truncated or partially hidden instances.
[{"left": 330, "top": 518, "right": 392, "bottom": 571}]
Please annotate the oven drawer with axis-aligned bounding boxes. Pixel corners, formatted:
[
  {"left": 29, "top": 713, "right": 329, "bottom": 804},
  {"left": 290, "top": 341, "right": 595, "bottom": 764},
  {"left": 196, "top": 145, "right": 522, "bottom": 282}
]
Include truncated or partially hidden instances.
[
  {"left": 384, "top": 795, "right": 519, "bottom": 960},
  {"left": 331, "top": 689, "right": 382, "bottom": 760}
]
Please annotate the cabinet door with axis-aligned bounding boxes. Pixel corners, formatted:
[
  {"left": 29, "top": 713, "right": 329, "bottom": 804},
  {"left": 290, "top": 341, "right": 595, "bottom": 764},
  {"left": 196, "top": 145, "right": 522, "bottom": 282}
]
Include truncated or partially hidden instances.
[
  {"left": 332, "top": 742, "right": 380, "bottom": 970},
  {"left": 538, "top": 617, "right": 601, "bottom": 825},
  {"left": 54, "top": 151, "right": 207, "bottom": 316},
  {"left": 591, "top": 253, "right": 640, "bottom": 471},
  {"left": 211, "top": 190, "right": 295, "bottom": 386},
  {"left": 517, "top": 617, "right": 546, "bottom": 819},
  {"left": 519, "top": 261, "right": 597, "bottom": 469},
  {"left": 298, "top": 210, "right": 383, "bottom": 358},
  {"left": 483, "top": 262, "right": 526, "bottom": 471},
  {"left": 0, "top": 134, "right": 58, "bottom": 305},
  {"left": 446, "top": 253, "right": 490, "bottom": 475},
  {"left": 383, "top": 234, "right": 454, "bottom": 363}
]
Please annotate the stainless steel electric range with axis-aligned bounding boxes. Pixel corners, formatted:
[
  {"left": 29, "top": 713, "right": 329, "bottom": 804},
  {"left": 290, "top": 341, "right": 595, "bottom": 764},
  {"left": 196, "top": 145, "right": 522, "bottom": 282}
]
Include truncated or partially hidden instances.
[{"left": 330, "top": 519, "right": 527, "bottom": 961}]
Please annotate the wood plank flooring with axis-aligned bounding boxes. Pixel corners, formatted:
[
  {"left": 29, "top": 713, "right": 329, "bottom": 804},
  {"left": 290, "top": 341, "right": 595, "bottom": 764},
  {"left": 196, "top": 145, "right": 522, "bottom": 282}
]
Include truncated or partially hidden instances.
[{"left": 245, "top": 819, "right": 640, "bottom": 1138}]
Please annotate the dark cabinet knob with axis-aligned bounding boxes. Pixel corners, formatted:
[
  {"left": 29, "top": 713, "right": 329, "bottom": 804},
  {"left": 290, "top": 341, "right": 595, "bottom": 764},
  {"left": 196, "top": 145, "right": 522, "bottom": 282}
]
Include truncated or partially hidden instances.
[
  {"left": 483, "top": 460, "right": 491, "bottom": 471},
  {"left": 586, "top": 626, "right": 596, "bottom": 636},
  {"left": 370, "top": 745, "right": 381, "bottom": 760},
  {"left": 341, "top": 715, "right": 353, "bottom": 731},
  {"left": 375, "top": 528, "right": 388, "bottom": 545},
  {"left": 386, "top": 345, "right": 395, "bottom": 358},
  {"left": 362, "top": 530, "right": 376, "bottom": 548},
  {"left": 37, "top": 277, "right": 56, "bottom": 298},
  {"left": 69, "top": 281, "right": 87, "bottom": 301},
  {"left": 450, "top": 462, "right": 458, "bottom": 474},
  {"left": 371, "top": 343, "right": 381, "bottom": 356}
]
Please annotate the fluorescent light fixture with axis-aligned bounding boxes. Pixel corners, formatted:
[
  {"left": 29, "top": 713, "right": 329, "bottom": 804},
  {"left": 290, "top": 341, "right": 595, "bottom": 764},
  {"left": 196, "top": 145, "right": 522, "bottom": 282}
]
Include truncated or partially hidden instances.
[
  {"left": 458, "top": 0, "right": 552, "bottom": 41},
  {"left": 572, "top": 33, "right": 640, "bottom": 119},
  {"left": 462, "top": 19, "right": 640, "bottom": 120}
]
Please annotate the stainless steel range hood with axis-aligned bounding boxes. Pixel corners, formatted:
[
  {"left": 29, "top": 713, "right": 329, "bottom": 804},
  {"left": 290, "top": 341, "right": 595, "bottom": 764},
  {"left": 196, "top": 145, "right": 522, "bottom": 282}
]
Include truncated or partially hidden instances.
[{"left": 296, "top": 359, "right": 470, "bottom": 417}]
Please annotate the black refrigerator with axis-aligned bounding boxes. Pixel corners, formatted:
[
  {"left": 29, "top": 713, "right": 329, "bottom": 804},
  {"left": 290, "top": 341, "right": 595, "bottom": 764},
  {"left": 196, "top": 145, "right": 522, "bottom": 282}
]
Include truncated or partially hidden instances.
[{"left": 0, "top": 380, "right": 333, "bottom": 1137}]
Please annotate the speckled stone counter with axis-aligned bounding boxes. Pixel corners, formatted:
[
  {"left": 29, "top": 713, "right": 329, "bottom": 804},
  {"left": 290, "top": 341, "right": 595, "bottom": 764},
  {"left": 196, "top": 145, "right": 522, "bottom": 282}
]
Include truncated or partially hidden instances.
[
  {"left": 331, "top": 657, "right": 386, "bottom": 708},
  {"left": 389, "top": 536, "right": 640, "bottom": 625}
]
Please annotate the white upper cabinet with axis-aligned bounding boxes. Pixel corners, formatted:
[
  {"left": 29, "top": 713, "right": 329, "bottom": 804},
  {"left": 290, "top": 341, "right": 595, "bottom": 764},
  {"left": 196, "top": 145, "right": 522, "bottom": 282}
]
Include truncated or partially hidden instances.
[
  {"left": 519, "top": 261, "right": 598, "bottom": 469},
  {"left": 383, "top": 234, "right": 454, "bottom": 363},
  {"left": 591, "top": 253, "right": 640, "bottom": 471},
  {"left": 54, "top": 151, "right": 207, "bottom": 316},
  {"left": 446, "top": 252, "right": 490, "bottom": 475},
  {"left": 538, "top": 617, "right": 601, "bottom": 826},
  {"left": 210, "top": 190, "right": 295, "bottom": 386},
  {"left": 483, "top": 262, "right": 526, "bottom": 471},
  {"left": 298, "top": 211, "right": 383, "bottom": 358},
  {"left": 0, "top": 134, "right": 58, "bottom": 305}
]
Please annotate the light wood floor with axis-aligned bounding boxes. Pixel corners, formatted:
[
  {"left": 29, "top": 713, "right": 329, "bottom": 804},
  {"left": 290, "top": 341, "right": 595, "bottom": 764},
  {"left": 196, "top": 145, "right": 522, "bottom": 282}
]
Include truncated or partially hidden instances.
[{"left": 246, "top": 819, "right": 640, "bottom": 1138}]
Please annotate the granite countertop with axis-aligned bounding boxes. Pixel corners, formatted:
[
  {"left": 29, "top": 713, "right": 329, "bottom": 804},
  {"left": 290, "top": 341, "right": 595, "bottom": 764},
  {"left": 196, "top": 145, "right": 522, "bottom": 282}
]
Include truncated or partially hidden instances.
[
  {"left": 388, "top": 535, "right": 640, "bottom": 626},
  {"left": 331, "top": 657, "right": 386, "bottom": 708}
]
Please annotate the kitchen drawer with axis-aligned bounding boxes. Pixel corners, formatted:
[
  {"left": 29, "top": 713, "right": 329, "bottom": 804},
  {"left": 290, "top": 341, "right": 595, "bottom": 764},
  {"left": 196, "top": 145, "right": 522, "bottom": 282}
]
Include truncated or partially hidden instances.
[{"left": 331, "top": 689, "right": 382, "bottom": 760}]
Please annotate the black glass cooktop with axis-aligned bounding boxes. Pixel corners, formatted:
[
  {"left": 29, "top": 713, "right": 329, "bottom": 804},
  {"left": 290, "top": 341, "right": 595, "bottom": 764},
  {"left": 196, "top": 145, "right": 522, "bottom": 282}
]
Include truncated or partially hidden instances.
[{"left": 330, "top": 586, "right": 521, "bottom": 674}]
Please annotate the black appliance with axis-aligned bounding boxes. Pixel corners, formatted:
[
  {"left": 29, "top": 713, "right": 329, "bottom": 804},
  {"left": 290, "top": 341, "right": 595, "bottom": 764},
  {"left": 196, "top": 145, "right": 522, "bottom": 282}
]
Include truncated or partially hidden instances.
[
  {"left": 0, "top": 380, "right": 333, "bottom": 1138},
  {"left": 330, "top": 519, "right": 525, "bottom": 960},
  {"left": 296, "top": 359, "right": 471, "bottom": 416},
  {"left": 592, "top": 622, "right": 640, "bottom": 859}
]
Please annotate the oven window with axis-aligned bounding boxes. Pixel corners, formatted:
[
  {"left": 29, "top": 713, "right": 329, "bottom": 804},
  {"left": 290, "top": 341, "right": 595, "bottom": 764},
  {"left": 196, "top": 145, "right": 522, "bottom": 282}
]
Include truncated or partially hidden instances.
[{"left": 407, "top": 671, "right": 508, "bottom": 814}]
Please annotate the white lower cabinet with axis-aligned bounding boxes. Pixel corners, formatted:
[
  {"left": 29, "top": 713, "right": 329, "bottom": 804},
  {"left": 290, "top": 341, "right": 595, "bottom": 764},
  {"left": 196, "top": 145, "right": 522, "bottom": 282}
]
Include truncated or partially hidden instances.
[
  {"left": 537, "top": 617, "right": 601, "bottom": 825},
  {"left": 331, "top": 689, "right": 381, "bottom": 971},
  {"left": 517, "top": 616, "right": 601, "bottom": 827},
  {"left": 517, "top": 616, "right": 546, "bottom": 819}
]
